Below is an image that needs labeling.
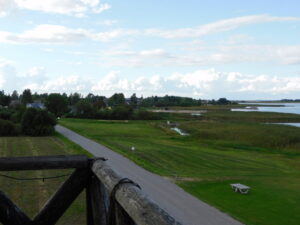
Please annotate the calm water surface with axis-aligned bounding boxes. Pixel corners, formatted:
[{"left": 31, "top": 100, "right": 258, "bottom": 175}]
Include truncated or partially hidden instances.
[
  {"left": 233, "top": 103, "right": 300, "bottom": 114},
  {"left": 233, "top": 103, "right": 300, "bottom": 127}
]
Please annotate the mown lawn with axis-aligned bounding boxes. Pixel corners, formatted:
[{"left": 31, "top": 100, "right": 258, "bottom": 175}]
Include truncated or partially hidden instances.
[
  {"left": 60, "top": 114, "right": 300, "bottom": 225},
  {"left": 0, "top": 134, "right": 90, "bottom": 225}
]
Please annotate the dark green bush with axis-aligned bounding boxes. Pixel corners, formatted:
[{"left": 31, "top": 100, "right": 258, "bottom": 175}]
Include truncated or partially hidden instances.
[
  {"left": 95, "top": 109, "right": 112, "bottom": 120},
  {"left": 0, "top": 109, "right": 13, "bottom": 120},
  {"left": 21, "top": 108, "right": 56, "bottom": 136},
  {"left": 111, "top": 106, "right": 133, "bottom": 120},
  {"left": 0, "top": 119, "right": 20, "bottom": 136},
  {"left": 133, "top": 109, "right": 161, "bottom": 120},
  {"left": 10, "top": 108, "right": 26, "bottom": 123}
]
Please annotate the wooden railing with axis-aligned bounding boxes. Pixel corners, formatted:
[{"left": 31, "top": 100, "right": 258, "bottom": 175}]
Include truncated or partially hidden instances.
[{"left": 0, "top": 155, "right": 182, "bottom": 225}]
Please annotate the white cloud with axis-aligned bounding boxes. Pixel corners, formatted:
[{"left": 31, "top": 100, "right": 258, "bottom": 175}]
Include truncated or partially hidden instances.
[
  {"left": 209, "top": 45, "right": 300, "bottom": 65},
  {"left": 97, "top": 19, "right": 119, "bottom": 26},
  {"left": 221, "top": 34, "right": 254, "bottom": 45},
  {"left": 26, "top": 66, "right": 45, "bottom": 77},
  {"left": 98, "top": 43, "right": 300, "bottom": 68},
  {"left": 0, "top": 11, "right": 7, "bottom": 17},
  {"left": 145, "top": 14, "right": 300, "bottom": 39},
  {"left": 88, "top": 69, "right": 300, "bottom": 98},
  {"left": 1, "top": 64, "right": 299, "bottom": 99},
  {"left": 24, "top": 75, "right": 89, "bottom": 92},
  {"left": 1, "top": 14, "right": 299, "bottom": 45},
  {"left": 91, "top": 71, "right": 121, "bottom": 91},
  {"left": 0, "top": 0, "right": 110, "bottom": 17},
  {"left": 0, "top": 24, "right": 90, "bottom": 44},
  {"left": 92, "top": 29, "right": 139, "bottom": 42},
  {"left": 0, "top": 25, "right": 138, "bottom": 44},
  {"left": 0, "top": 58, "right": 14, "bottom": 67},
  {"left": 108, "top": 49, "right": 169, "bottom": 58}
]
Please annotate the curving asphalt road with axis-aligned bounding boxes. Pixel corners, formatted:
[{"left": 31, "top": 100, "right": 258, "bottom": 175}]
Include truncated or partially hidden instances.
[{"left": 56, "top": 125, "right": 243, "bottom": 225}]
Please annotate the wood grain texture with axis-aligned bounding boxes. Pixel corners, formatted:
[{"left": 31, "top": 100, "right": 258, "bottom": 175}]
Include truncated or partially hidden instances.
[
  {"left": 86, "top": 173, "right": 109, "bottom": 225},
  {"left": 91, "top": 160, "right": 182, "bottom": 225}
]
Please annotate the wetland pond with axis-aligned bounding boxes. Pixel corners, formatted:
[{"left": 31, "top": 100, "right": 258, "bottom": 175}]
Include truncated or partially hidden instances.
[{"left": 233, "top": 103, "right": 300, "bottom": 127}]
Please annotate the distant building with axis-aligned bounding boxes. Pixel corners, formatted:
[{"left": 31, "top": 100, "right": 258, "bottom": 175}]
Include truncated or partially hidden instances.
[
  {"left": 125, "top": 98, "right": 131, "bottom": 105},
  {"left": 9, "top": 100, "right": 22, "bottom": 108},
  {"left": 26, "top": 101, "right": 45, "bottom": 109}
]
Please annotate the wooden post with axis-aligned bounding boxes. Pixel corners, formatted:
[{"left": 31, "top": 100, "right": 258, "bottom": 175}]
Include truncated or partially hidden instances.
[
  {"left": 86, "top": 173, "right": 109, "bottom": 225},
  {"left": 114, "top": 202, "right": 136, "bottom": 225},
  {"left": 91, "top": 160, "right": 182, "bottom": 225},
  {"left": 0, "top": 191, "right": 31, "bottom": 225},
  {"left": 33, "top": 168, "right": 89, "bottom": 225}
]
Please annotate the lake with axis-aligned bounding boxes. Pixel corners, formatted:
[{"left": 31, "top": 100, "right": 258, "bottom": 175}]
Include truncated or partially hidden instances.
[
  {"left": 233, "top": 102, "right": 300, "bottom": 127},
  {"left": 233, "top": 102, "right": 300, "bottom": 114}
]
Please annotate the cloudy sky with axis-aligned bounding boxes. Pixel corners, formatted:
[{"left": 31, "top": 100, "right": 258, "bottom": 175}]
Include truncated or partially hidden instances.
[{"left": 0, "top": 0, "right": 299, "bottom": 99}]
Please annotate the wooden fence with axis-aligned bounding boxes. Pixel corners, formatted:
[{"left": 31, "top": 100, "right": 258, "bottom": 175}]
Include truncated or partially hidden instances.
[{"left": 0, "top": 155, "right": 182, "bottom": 225}]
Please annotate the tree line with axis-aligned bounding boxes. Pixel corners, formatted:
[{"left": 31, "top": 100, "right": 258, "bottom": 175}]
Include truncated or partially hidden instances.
[
  {"left": 0, "top": 89, "right": 234, "bottom": 136},
  {"left": 1, "top": 89, "right": 233, "bottom": 111}
]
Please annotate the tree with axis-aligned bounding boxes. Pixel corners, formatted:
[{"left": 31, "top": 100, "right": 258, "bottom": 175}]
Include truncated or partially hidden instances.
[
  {"left": 45, "top": 93, "right": 68, "bottom": 117},
  {"left": 75, "top": 100, "right": 94, "bottom": 117},
  {"left": 108, "top": 93, "right": 125, "bottom": 107},
  {"left": 21, "top": 108, "right": 56, "bottom": 136},
  {"left": 0, "top": 119, "right": 19, "bottom": 136},
  {"left": 0, "top": 91, "right": 11, "bottom": 106},
  {"left": 217, "top": 98, "right": 231, "bottom": 105},
  {"left": 130, "top": 93, "right": 138, "bottom": 108},
  {"left": 11, "top": 90, "right": 19, "bottom": 100},
  {"left": 21, "top": 89, "right": 33, "bottom": 105},
  {"left": 68, "top": 92, "right": 81, "bottom": 105},
  {"left": 93, "top": 99, "right": 106, "bottom": 110}
]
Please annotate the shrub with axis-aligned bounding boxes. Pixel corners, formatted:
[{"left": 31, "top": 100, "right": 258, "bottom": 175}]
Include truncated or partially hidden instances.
[
  {"left": 95, "top": 109, "right": 112, "bottom": 120},
  {"left": 21, "top": 108, "right": 56, "bottom": 136},
  {"left": 134, "top": 109, "right": 161, "bottom": 120},
  {"left": 0, "top": 109, "right": 13, "bottom": 120},
  {"left": 111, "top": 106, "right": 133, "bottom": 120},
  {"left": 0, "top": 119, "right": 20, "bottom": 136},
  {"left": 10, "top": 108, "right": 26, "bottom": 123}
]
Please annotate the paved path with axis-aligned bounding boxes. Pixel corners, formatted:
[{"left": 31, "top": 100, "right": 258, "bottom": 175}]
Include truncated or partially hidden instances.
[{"left": 56, "top": 125, "right": 243, "bottom": 225}]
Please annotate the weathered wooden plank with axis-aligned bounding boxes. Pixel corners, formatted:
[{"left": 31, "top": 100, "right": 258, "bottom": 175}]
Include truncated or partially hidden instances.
[
  {"left": 113, "top": 202, "right": 136, "bottom": 225},
  {"left": 0, "top": 191, "right": 31, "bottom": 225},
  {"left": 0, "top": 155, "right": 89, "bottom": 171},
  {"left": 86, "top": 173, "right": 109, "bottom": 225},
  {"left": 33, "top": 168, "right": 89, "bottom": 225},
  {"left": 91, "top": 160, "right": 183, "bottom": 225}
]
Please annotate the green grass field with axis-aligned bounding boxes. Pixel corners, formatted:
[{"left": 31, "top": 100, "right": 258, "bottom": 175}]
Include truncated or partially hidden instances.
[
  {"left": 0, "top": 133, "right": 90, "bottom": 225},
  {"left": 60, "top": 113, "right": 300, "bottom": 225}
]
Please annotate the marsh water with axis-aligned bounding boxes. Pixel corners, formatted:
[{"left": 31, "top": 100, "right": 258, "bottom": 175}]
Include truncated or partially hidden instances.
[{"left": 233, "top": 103, "right": 300, "bottom": 127}]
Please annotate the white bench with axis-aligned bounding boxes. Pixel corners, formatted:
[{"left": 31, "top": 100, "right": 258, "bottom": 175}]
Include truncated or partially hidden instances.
[{"left": 230, "top": 183, "right": 250, "bottom": 194}]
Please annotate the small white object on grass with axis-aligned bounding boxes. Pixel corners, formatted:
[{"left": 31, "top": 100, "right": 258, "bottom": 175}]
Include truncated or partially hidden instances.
[
  {"left": 131, "top": 146, "right": 135, "bottom": 151},
  {"left": 57, "top": 117, "right": 60, "bottom": 120},
  {"left": 230, "top": 183, "right": 250, "bottom": 194}
]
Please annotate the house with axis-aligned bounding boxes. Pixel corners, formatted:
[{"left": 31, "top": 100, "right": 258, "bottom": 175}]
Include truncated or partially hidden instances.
[{"left": 26, "top": 101, "right": 46, "bottom": 109}]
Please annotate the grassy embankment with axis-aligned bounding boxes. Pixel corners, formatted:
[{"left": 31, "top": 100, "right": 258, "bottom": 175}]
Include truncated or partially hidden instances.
[
  {"left": 0, "top": 133, "right": 91, "bottom": 225},
  {"left": 60, "top": 110, "right": 300, "bottom": 225}
]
